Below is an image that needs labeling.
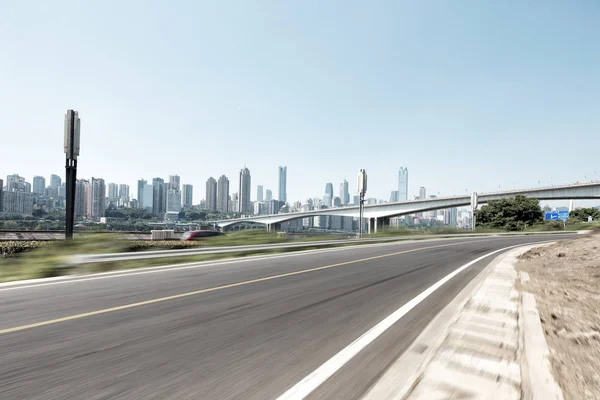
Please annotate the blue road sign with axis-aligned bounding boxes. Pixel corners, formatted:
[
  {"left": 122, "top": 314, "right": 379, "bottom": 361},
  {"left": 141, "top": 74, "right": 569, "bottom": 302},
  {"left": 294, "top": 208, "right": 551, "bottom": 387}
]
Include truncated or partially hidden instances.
[{"left": 545, "top": 210, "right": 569, "bottom": 221}]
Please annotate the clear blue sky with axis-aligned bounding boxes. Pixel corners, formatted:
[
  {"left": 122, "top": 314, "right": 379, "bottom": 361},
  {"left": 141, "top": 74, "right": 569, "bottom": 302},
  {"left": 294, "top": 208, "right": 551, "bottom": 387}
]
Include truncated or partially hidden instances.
[{"left": 1, "top": 1, "right": 599, "bottom": 204}]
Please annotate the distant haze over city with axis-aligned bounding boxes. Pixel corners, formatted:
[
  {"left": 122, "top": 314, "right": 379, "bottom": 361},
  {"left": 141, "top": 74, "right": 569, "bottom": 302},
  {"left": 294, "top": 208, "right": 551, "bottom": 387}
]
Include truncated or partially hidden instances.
[{"left": 2, "top": 2, "right": 598, "bottom": 207}]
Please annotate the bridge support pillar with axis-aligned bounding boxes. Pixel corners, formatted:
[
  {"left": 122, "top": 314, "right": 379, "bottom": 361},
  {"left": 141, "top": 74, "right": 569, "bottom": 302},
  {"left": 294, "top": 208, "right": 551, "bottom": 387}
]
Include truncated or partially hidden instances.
[
  {"left": 379, "top": 217, "right": 390, "bottom": 232},
  {"left": 267, "top": 223, "right": 281, "bottom": 233},
  {"left": 368, "top": 218, "right": 376, "bottom": 234}
]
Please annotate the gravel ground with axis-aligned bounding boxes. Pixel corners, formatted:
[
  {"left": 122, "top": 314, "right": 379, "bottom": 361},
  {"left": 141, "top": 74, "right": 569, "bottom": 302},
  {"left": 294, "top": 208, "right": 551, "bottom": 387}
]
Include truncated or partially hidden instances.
[{"left": 519, "top": 233, "right": 600, "bottom": 400}]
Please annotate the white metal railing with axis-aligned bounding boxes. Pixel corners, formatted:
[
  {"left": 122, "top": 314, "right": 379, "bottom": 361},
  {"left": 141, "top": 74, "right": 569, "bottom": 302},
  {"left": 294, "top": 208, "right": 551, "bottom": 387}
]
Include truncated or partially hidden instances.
[{"left": 69, "top": 231, "right": 577, "bottom": 265}]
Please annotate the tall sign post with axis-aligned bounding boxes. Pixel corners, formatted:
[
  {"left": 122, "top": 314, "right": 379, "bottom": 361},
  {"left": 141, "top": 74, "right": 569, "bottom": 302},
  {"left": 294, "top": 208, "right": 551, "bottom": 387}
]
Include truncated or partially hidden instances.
[
  {"left": 545, "top": 210, "right": 570, "bottom": 230},
  {"left": 64, "top": 110, "right": 81, "bottom": 240},
  {"left": 357, "top": 169, "right": 367, "bottom": 238},
  {"left": 470, "top": 192, "right": 478, "bottom": 231}
]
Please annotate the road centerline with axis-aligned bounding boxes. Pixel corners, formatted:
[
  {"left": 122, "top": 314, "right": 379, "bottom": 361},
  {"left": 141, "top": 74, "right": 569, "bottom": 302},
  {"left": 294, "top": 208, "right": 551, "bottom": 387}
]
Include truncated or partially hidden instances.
[{"left": 0, "top": 240, "right": 489, "bottom": 335}]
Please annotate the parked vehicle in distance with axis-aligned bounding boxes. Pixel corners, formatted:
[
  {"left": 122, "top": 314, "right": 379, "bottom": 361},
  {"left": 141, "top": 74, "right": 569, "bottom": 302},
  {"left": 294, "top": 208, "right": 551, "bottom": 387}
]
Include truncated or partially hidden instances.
[{"left": 181, "top": 230, "right": 224, "bottom": 241}]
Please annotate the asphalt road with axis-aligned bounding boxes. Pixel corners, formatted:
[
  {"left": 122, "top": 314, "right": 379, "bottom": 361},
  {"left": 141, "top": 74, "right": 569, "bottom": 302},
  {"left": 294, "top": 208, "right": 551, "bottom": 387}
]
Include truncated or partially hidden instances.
[{"left": 0, "top": 235, "right": 574, "bottom": 399}]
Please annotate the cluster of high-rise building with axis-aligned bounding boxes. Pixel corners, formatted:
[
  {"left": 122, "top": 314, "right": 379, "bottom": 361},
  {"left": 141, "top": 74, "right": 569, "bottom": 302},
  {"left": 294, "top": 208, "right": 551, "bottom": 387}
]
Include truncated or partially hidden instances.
[
  {"left": 386, "top": 166, "right": 462, "bottom": 228},
  {"left": 1, "top": 173, "right": 64, "bottom": 215},
  {"left": 204, "top": 166, "right": 288, "bottom": 218},
  {"left": 74, "top": 178, "right": 107, "bottom": 219},
  {"left": 135, "top": 175, "right": 190, "bottom": 220},
  {"left": 2, "top": 165, "right": 465, "bottom": 229},
  {"left": 1, "top": 172, "right": 191, "bottom": 220}
]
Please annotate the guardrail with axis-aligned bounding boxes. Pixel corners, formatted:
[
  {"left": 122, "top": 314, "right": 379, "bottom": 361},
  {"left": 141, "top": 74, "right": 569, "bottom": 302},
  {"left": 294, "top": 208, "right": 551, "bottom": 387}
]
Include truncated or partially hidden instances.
[
  {"left": 70, "top": 231, "right": 578, "bottom": 265},
  {"left": 71, "top": 237, "right": 390, "bottom": 264}
]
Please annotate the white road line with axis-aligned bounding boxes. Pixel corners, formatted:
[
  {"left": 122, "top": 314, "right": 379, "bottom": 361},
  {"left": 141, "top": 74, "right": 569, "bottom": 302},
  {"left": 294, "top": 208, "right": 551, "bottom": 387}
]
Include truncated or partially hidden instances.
[
  {"left": 0, "top": 238, "right": 447, "bottom": 292},
  {"left": 276, "top": 244, "right": 524, "bottom": 400}
]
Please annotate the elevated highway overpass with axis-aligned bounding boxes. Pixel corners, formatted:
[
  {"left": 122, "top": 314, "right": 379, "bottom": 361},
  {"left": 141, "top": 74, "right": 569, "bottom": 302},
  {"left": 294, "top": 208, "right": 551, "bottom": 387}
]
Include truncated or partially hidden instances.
[{"left": 212, "top": 182, "right": 600, "bottom": 232}]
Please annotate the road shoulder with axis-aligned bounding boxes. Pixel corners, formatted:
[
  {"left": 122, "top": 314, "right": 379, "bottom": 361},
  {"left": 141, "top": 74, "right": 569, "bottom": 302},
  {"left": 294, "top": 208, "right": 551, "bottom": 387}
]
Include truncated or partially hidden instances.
[
  {"left": 363, "top": 244, "right": 563, "bottom": 400},
  {"left": 519, "top": 233, "right": 600, "bottom": 399}
]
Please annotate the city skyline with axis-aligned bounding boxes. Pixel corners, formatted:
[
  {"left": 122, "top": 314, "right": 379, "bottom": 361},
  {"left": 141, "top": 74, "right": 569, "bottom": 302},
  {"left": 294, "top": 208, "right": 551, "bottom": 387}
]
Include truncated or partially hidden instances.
[{"left": 3, "top": 168, "right": 598, "bottom": 211}]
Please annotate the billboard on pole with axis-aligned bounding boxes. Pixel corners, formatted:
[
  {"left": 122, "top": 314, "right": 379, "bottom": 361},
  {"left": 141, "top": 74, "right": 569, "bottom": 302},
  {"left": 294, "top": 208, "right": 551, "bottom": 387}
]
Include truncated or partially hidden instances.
[
  {"left": 64, "top": 110, "right": 81, "bottom": 160},
  {"left": 357, "top": 169, "right": 367, "bottom": 196}
]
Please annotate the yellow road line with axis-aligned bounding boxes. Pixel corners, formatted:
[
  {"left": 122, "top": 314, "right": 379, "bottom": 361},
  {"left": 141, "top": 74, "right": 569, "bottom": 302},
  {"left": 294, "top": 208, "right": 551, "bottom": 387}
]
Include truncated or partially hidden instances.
[{"left": 0, "top": 240, "right": 486, "bottom": 335}]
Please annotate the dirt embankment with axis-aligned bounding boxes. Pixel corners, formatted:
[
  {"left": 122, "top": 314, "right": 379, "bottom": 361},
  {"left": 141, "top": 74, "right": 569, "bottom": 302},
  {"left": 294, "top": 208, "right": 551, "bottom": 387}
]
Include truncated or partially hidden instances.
[{"left": 520, "top": 233, "right": 600, "bottom": 400}]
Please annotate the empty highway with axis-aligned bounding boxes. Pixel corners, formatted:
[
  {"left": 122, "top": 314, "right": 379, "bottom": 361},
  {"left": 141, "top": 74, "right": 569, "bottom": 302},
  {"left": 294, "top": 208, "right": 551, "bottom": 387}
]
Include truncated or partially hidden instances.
[{"left": 0, "top": 235, "right": 573, "bottom": 399}]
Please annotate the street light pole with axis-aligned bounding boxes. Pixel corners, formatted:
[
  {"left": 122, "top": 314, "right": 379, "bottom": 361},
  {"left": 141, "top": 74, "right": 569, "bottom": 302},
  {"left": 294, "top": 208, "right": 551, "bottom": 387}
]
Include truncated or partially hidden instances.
[{"left": 357, "top": 169, "right": 367, "bottom": 238}]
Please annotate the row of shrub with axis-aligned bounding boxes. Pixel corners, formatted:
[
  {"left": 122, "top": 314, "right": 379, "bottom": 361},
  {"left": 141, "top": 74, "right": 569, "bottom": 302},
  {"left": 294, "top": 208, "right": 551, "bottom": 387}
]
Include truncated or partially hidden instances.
[
  {"left": 1, "top": 241, "right": 46, "bottom": 257},
  {"left": 122, "top": 241, "right": 204, "bottom": 252},
  {"left": 0, "top": 239, "right": 208, "bottom": 257}
]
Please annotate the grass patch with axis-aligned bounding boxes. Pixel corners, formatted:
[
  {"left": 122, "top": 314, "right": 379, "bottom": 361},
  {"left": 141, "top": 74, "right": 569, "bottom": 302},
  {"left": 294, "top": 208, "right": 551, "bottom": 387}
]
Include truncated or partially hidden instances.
[
  {"left": 0, "top": 233, "right": 388, "bottom": 283},
  {"left": 370, "top": 227, "right": 505, "bottom": 237},
  {"left": 2, "top": 226, "right": 583, "bottom": 283}
]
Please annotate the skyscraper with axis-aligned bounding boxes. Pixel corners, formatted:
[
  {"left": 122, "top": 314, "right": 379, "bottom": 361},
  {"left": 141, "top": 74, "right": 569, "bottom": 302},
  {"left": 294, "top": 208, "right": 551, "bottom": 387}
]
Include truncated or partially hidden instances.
[
  {"left": 91, "top": 178, "right": 106, "bottom": 218},
  {"left": 118, "top": 184, "right": 130, "bottom": 199},
  {"left": 33, "top": 176, "right": 46, "bottom": 195},
  {"left": 217, "top": 175, "right": 229, "bottom": 213},
  {"left": 230, "top": 192, "right": 239, "bottom": 212},
  {"left": 278, "top": 166, "right": 287, "bottom": 203},
  {"left": 143, "top": 184, "right": 153, "bottom": 213},
  {"left": 239, "top": 167, "right": 252, "bottom": 214},
  {"left": 1, "top": 192, "right": 33, "bottom": 214},
  {"left": 108, "top": 183, "right": 119, "bottom": 202},
  {"left": 323, "top": 194, "right": 332, "bottom": 208},
  {"left": 166, "top": 186, "right": 182, "bottom": 213},
  {"left": 182, "top": 184, "right": 193, "bottom": 208},
  {"left": 75, "top": 179, "right": 90, "bottom": 217},
  {"left": 24, "top": 182, "right": 31, "bottom": 193},
  {"left": 152, "top": 178, "right": 166, "bottom": 216},
  {"left": 267, "top": 200, "right": 285, "bottom": 215},
  {"left": 419, "top": 186, "right": 427, "bottom": 200},
  {"left": 265, "top": 189, "right": 272, "bottom": 201},
  {"left": 205, "top": 177, "right": 217, "bottom": 211},
  {"left": 257, "top": 185, "right": 264, "bottom": 202},
  {"left": 168, "top": 175, "right": 180, "bottom": 190},
  {"left": 50, "top": 174, "right": 61, "bottom": 189},
  {"left": 85, "top": 180, "right": 93, "bottom": 217},
  {"left": 390, "top": 191, "right": 399, "bottom": 202},
  {"left": 0, "top": 178, "right": 3, "bottom": 211},
  {"left": 333, "top": 196, "right": 342, "bottom": 207},
  {"left": 6, "top": 174, "right": 26, "bottom": 192},
  {"left": 137, "top": 179, "right": 147, "bottom": 209},
  {"left": 325, "top": 183, "right": 334, "bottom": 207},
  {"left": 339, "top": 179, "right": 349, "bottom": 206},
  {"left": 398, "top": 167, "right": 408, "bottom": 201}
]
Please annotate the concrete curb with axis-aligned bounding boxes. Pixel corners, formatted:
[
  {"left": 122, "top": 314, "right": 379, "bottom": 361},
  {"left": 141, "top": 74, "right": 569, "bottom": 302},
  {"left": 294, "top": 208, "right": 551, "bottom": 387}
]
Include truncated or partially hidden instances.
[
  {"left": 517, "top": 242, "right": 563, "bottom": 400},
  {"left": 361, "top": 246, "right": 517, "bottom": 400},
  {"left": 520, "top": 292, "right": 564, "bottom": 400},
  {"left": 363, "top": 243, "right": 563, "bottom": 400}
]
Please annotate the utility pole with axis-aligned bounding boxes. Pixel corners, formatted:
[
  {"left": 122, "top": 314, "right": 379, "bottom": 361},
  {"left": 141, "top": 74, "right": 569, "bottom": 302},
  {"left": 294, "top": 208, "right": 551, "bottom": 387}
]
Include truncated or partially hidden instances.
[
  {"left": 64, "top": 110, "right": 81, "bottom": 240},
  {"left": 357, "top": 169, "right": 367, "bottom": 238}
]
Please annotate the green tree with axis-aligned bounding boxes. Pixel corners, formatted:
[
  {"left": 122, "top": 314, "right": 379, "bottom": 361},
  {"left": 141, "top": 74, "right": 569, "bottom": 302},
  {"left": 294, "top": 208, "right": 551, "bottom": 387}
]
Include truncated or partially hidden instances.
[
  {"left": 32, "top": 209, "right": 47, "bottom": 218},
  {"left": 186, "top": 211, "right": 207, "bottom": 221},
  {"left": 3, "top": 221, "right": 18, "bottom": 229},
  {"left": 120, "top": 207, "right": 152, "bottom": 220},
  {"left": 569, "top": 207, "right": 600, "bottom": 222},
  {"left": 46, "top": 209, "right": 66, "bottom": 221},
  {"left": 105, "top": 204, "right": 125, "bottom": 219},
  {"left": 475, "top": 195, "right": 543, "bottom": 231}
]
